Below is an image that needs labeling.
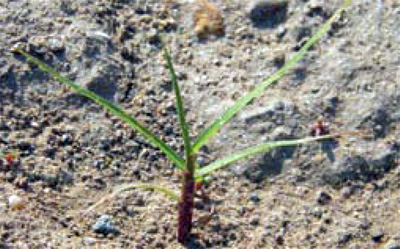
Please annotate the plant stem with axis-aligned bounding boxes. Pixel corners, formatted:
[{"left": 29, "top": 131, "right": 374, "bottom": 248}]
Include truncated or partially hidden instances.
[
  {"left": 163, "top": 47, "right": 197, "bottom": 243},
  {"left": 177, "top": 154, "right": 196, "bottom": 244}
]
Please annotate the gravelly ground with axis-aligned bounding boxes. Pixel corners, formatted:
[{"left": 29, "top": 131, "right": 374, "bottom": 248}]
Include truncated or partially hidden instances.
[{"left": 1, "top": 0, "right": 400, "bottom": 248}]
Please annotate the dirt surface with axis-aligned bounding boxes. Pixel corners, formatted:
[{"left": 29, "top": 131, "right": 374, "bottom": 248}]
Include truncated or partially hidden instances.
[{"left": 1, "top": 0, "right": 400, "bottom": 248}]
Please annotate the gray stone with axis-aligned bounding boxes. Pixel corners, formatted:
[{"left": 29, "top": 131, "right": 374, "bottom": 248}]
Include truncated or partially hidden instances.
[
  {"left": 248, "top": 0, "right": 288, "bottom": 28},
  {"left": 338, "top": 233, "right": 353, "bottom": 245},
  {"left": 249, "top": 215, "right": 260, "bottom": 226},
  {"left": 83, "top": 237, "right": 96, "bottom": 245},
  {"left": 316, "top": 191, "right": 332, "bottom": 205},
  {"left": 249, "top": 192, "right": 261, "bottom": 203},
  {"left": 92, "top": 215, "right": 118, "bottom": 235}
]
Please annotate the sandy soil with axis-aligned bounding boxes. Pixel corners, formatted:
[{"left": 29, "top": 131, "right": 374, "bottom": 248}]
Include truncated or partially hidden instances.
[{"left": 1, "top": 0, "right": 400, "bottom": 248}]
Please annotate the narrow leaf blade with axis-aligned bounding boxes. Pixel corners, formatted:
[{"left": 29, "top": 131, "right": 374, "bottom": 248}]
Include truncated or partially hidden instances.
[
  {"left": 17, "top": 49, "right": 185, "bottom": 170},
  {"left": 192, "top": 1, "right": 351, "bottom": 153},
  {"left": 195, "top": 134, "right": 338, "bottom": 177},
  {"left": 163, "top": 48, "right": 193, "bottom": 171}
]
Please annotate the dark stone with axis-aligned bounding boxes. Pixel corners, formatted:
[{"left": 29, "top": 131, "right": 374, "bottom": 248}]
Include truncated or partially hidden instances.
[
  {"left": 338, "top": 233, "right": 353, "bottom": 244},
  {"left": 249, "top": 0, "right": 288, "bottom": 28},
  {"left": 249, "top": 193, "right": 261, "bottom": 203},
  {"left": 275, "top": 234, "right": 284, "bottom": 245},
  {"left": 371, "top": 229, "right": 384, "bottom": 242},
  {"left": 316, "top": 191, "right": 332, "bottom": 205}
]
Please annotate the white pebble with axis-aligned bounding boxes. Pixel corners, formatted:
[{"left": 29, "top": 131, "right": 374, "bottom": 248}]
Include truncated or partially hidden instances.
[{"left": 8, "top": 195, "right": 25, "bottom": 210}]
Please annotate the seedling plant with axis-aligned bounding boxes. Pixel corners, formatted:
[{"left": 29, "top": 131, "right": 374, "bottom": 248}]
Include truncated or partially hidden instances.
[{"left": 14, "top": 0, "right": 352, "bottom": 244}]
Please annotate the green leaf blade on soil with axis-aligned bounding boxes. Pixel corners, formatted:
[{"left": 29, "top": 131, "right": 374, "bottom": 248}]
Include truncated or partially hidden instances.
[
  {"left": 163, "top": 48, "right": 194, "bottom": 172},
  {"left": 195, "top": 134, "right": 338, "bottom": 178},
  {"left": 191, "top": 0, "right": 351, "bottom": 154},
  {"left": 16, "top": 49, "right": 185, "bottom": 170}
]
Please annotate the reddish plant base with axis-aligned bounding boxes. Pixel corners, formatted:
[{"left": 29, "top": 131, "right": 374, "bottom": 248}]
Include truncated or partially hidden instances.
[{"left": 177, "top": 172, "right": 196, "bottom": 244}]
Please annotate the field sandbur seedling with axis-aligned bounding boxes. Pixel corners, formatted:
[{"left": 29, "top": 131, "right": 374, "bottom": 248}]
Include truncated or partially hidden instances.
[{"left": 13, "top": 0, "right": 353, "bottom": 244}]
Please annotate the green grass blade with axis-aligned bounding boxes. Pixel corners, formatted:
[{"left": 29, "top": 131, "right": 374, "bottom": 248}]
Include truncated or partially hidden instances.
[
  {"left": 16, "top": 49, "right": 185, "bottom": 170},
  {"left": 163, "top": 48, "right": 193, "bottom": 172},
  {"left": 192, "top": 0, "right": 351, "bottom": 153},
  {"left": 85, "top": 183, "right": 179, "bottom": 212},
  {"left": 195, "top": 134, "right": 338, "bottom": 178}
]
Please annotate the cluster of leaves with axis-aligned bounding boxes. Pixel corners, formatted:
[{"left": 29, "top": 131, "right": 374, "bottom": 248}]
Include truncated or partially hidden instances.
[{"left": 13, "top": 0, "right": 352, "bottom": 243}]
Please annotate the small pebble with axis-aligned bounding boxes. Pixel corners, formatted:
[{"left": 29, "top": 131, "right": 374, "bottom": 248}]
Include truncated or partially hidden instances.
[
  {"left": 8, "top": 195, "right": 25, "bottom": 210},
  {"left": 92, "top": 215, "right": 118, "bottom": 235},
  {"left": 371, "top": 229, "right": 384, "bottom": 242},
  {"left": 146, "top": 225, "right": 158, "bottom": 234},
  {"left": 83, "top": 237, "right": 96, "bottom": 245},
  {"left": 338, "top": 233, "right": 353, "bottom": 244},
  {"left": 275, "top": 234, "right": 284, "bottom": 245},
  {"left": 31, "top": 121, "right": 40, "bottom": 129},
  {"left": 316, "top": 191, "right": 332, "bottom": 205},
  {"left": 248, "top": 0, "right": 288, "bottom": 26},
  {"left": 249, "top": 215, "right": 260, "bottom": 226},
  {"left": 249, "top": 192, "right": 261, "bottom": 203},
  {"left": 125, "top": 208, "right": 135, "bottom": 217},
  {"left": 310, "top": 208, "right": 323, "bottom": 219},
  {"left": 61, "top": 134, "right": 73, "bottom": 145}
]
